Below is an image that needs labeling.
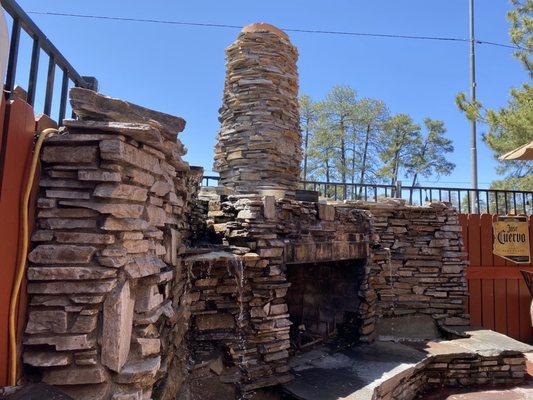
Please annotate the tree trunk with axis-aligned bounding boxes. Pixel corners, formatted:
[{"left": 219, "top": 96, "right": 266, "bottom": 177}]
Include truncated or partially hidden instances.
[
  {"left": 303, "top": 125, "right": 309, "bottom": 182},
  {"left": 409, "top": 138, "right": 428, "bottom": 204},
  {"left": 340, "top": 119, "right": 347, "bottom": 184},
  {"left": 325, "top": 155, "right": 330, "bottom": 198},
  {"left": 358, "top": 124, "right": 371, "bottom": 196},
  {"left": 409, "top": 172, "right": 418, "bottom": 204}
]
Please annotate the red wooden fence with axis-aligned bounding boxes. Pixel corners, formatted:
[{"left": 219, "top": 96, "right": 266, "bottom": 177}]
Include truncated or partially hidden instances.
[
  {"left": 0, "top": 93, "right": 55, "bottom": 385},
  {"left": 460, "top": 213, "right": 533, "bottom": 344}
]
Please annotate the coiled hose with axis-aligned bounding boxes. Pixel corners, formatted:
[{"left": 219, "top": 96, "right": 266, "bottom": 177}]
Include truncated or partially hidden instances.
[{"left": 8, "top": 127, "right": 58, "bottom": 385}]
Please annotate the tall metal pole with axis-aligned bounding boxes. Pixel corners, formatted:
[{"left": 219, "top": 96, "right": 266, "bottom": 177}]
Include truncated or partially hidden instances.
[{"left": 469, "top": 0, "right": 478, "bottom": 211}]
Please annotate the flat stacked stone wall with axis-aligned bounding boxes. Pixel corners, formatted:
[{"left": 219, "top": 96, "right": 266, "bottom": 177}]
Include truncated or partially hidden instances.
[
  {"left": 352, "top": 200, "right": 470, "bottom": 328},
  {"left": 373, "top": 352, "right": 527, "bottom": 400},
  {"left": 22, "top": 88, "right": 198, "bottom": 400}
]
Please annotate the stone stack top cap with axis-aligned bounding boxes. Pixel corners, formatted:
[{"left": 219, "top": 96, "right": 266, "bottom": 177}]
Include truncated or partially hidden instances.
[
  {"left": 69, "top": 87, "right": 186, "bottom": 140},
  {"left": 241, "top": 22, "right": 289, "bottom": 41}
]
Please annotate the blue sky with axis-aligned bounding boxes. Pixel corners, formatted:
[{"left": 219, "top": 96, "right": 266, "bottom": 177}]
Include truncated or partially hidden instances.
[{"left": 8, "top": 0, "right": 529, "bottom": 188}]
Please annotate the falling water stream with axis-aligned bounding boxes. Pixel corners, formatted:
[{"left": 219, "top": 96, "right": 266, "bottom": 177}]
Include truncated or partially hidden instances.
[
  {"left": 386, "top": 248, "right": 396, "bottom": 339},
  {"left": 229, "top": 258, "right": 249, "bottom": 399}
]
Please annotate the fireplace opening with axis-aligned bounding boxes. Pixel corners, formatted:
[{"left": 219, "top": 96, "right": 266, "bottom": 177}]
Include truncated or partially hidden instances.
[{"left": 285, "top": 259, "right": 367, "bottom": 351}]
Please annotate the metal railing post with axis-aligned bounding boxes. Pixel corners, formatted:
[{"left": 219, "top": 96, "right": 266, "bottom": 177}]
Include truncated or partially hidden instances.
[{"left": 81, "top": 76, "right": 98, "bottom": 91}]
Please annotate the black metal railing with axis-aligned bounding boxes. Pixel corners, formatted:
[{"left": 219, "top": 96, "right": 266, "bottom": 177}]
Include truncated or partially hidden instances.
[
  {"left": 201, "top": 175, "right": 533, "bottom": 215},
  {"left": 2, "top": 0, "right": 97, "bottom": 122}
]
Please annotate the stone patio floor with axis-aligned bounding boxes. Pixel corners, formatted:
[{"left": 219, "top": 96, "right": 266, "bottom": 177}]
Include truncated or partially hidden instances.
[{"left": 282, "top": 328, "right": 533, "bottom": 400}]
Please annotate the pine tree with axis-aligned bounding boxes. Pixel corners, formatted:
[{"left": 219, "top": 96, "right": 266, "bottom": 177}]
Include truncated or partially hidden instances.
[
  {"left": 321, "top": 86, "right": 358, "bottom": 185},
  {"left": 405, "top": 119, "right": 455, "bottom": 202},
  {"left": 377, "top": 114, "right": 421, "bottom": 187},
  {"left": 299, "top": 95, "right": 319, "bottom": 181},
  {"left": 350, "top": 98, "right": 389, "bottom": 193},
  {"left": 307, "top": 114, "right": 338, "bottom": 186}
]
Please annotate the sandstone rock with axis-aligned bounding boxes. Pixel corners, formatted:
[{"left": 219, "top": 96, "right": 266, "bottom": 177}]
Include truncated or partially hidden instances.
[
  {"left": 78, "top": 170, "right": 122, "bottom": 182},
  {"left": 70, "top": 87, "right": 185, "bottom": 139},
  {"left": 136, "top": 338, "right": 161, "bottom": 357},
  {"left": 45, "top": 189, "right": 91, "bottom": 200},
  {"left": 100, "top": 139, "right": 163, "bottom": 175},
  {"left": 102, "top": 281, "right": 134, "bottom": 372},
  {"left": 29, "top": 245, "right": 96, "bottom": 264},
  {"left": 24, "top": 334, "right": 96, "bottom": 351},
  {"left": 60, "top": 200, "right": 145, "bottom": 218},
  {"left": 54, "top": 232, "right": 115, "bottom": 244},
  {"left": 111, "top": 391, "right": 143, "bottom": 400},
  {"left": 71, "top": 295, "right": 105, "bottom": 304},
  {"left": 31, "top": 230, "right": 54, "bottom": 242},
  {"left": 124, "top": 167, "right": 156, "bottom": 187},
  {"left": 263, "top": 196, "right": 276, "bottom": 219},
  {"left": 26, "top": 310, "right": 68, "bottom": 334},
  {"left": 237, "top": 209, "right": 258, "bottom": 220},
  {"left": 38, "top": 208, "right": 99, "bottom": 218},
  {"left": 442, "top": 265, "right": 463, "bottom": 274},
  {"left": 28, "top": 265, "right": 117, "bottom": 281},
  {"left": 150, "top": 180, "right": 172, "bottom": 196},
  {"left": 43, "top": 365, "right": 107, "bottom": 385},
  {"left": 63, "top": 119, "right": 164, "bottom": 147},
  {"left": 123, "top": 239, "right": 150, "bottom": 254},
  {"left": 40, "top": 218, "right": 97, "bottom": 230},
  {"left": 94, "top": 183, "right": 148, "bottom": 202},
  {"left": 146, "top": 205, "right": 167, "bottom": 227},
  {"left": 28, "top": 279, "right": 117, "bottom": 294},
  {"left": 113, "top": 356, "right": 161, "bottom": 384},
  {"left": 42, "top": 146, "right": 98, "bottom": 164},
  {"left": 98, "top": 256, "right": 128, "bottom": 268},
  {"left": 58, "top": 383, "right": 110, "bottom": 400},
  {"left": 39, "top": 177, "right": 94, "bottom": 189},
  {"left": 71, "top": 313, "right": 99, "bottom": 333},
  {"left": 102, "top": 217, "right": 149, "bottom": 231},
  {"left": 196, "top": 314, "right": 235, "bottom": 331},
  {"left": 135, "top": 285, "right": 164, "bottom": 313},
  {"left": 23, "top": 350, "right": 71, "bottom": 367},
  {"left": 133, "top": 300, "right": 174, "bottom": 325},
  {"left": 318, "top": 203, "right": 335, "bottom": 221},
  {"left": 38, "top": 197, "right": 57, "bottom": 208},
  {"left": 124, "top": 255, "right": 165, "bottom": 279}
]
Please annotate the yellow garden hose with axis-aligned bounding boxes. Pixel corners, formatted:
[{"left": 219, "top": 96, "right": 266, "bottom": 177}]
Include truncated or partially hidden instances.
[{"left": 8, "top": 127, "right": 58, "bottom": 385}]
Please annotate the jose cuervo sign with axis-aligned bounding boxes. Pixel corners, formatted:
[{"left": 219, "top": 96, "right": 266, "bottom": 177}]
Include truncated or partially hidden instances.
[{"left": 493, "top": 215, "right": 530, "bottom": 264}]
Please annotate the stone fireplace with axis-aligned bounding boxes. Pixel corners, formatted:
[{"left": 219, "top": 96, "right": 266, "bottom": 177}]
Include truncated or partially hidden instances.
[
  {"left": 174, "top": 22, "right": 472, "bottom": 398},
  {"left": 20, "top": 20, "right": 532, "bottom": 400}
]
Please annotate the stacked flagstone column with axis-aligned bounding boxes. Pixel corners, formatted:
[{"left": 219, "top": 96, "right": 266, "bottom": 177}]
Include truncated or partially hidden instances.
[
  {"left": 23, "top": 88, "right": 195, "bottom": 400},
  {"left": 214, "top": 23, "right": 301, "bottom": 196}
]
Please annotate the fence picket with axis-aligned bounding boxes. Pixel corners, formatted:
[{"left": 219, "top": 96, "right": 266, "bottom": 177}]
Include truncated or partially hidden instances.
[{"left": 463, "top": 213, "right": 532, "bottom": 344}]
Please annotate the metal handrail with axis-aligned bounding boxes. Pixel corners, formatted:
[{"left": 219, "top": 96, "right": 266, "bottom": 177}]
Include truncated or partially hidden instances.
[
  {"left": 201, "top": 175, "right": 533, "bottom": 215},
  {"left": 2, "top": 0, "right": 96, "bottom": 122}
]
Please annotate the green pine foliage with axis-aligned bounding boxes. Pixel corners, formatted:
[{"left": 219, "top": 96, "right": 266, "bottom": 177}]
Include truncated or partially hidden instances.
[{"left": 299, "top": 86, "right": 455, "bottom": 191}]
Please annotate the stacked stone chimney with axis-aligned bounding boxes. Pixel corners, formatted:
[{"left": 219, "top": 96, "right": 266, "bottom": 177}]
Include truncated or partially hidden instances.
[{"left": 214, "top": 23, "right": 301, "bottom": 197}]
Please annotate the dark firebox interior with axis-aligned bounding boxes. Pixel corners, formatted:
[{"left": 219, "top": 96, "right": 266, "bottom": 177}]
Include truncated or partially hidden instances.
[{"left": 286, "top": 259, "right": 366, "bottom": 350}]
